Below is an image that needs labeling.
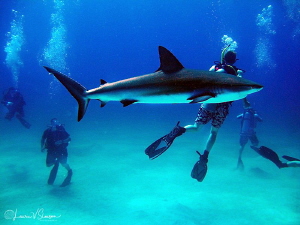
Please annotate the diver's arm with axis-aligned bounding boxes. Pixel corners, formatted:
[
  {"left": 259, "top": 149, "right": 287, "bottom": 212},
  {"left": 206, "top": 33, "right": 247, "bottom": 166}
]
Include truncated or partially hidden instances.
[
  {"left": 41, "top": 130, "right": 48, "bottom": 151},
  {"left": 55, "top": 137, "right": 71, "bottom": 146},
  {"left": 209, "top": 65, "right": 216, "bottom": 71},
  {"left": 63, "top": 137, "right": 71, "bottom": 143},
  {"left": 237, "top": 69, "right": 244, "bottom": 77},
  {"left": 14, "top": 94, "right": 26, "bottom": 106},
  {"left": 237, "top": 114, "right": 243, "bottom": 119},
  {"left": 215, "top": 68, "right": 225, "bottom": 73},
  {"left": 255, "top": 114, "right": 263, "bottom": 122}
]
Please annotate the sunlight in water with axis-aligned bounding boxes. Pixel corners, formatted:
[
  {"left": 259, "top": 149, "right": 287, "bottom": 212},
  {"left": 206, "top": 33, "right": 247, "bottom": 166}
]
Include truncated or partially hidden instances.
[
  {"left": 42, "top": 0, "right": 69, "bottom": 98},
  {"left": 283, "top": 0, "right": 300, "bottom": 38},
  {"left": 221, "top": 35, "right": 238, "bottom": 52},
  {"left": 255, "top": 5, "right": 276, "bottom": 69},
  {"left": 43, "top": 0, "right": 68, "bottom": 72},
  {"left": 4, "top": 10, "right": 25, "bottom": 87}
]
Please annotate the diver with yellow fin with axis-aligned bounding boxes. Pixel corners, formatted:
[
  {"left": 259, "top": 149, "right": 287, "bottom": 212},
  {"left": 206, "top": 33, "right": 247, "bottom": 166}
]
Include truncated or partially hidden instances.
[{"left": 211, "top": 44, "right": 245, "bottom": 77}]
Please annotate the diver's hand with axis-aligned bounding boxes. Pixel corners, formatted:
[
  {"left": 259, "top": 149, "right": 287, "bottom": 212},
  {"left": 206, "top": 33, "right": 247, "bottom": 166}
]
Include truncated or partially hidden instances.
[{"left": 1, "top": 101, "right": 13, "bottom": 106}]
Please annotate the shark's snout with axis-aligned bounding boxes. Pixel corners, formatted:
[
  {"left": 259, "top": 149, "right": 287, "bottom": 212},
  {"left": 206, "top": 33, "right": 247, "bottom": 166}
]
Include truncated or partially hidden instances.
[{"left": 249, "top": 83, "right": 263, "bottom": 93}]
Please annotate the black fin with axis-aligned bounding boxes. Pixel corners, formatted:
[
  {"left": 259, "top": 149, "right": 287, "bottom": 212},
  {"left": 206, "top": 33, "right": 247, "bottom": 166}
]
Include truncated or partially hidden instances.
[
  {"left": 100, "top": 100, "right": 107, "bottom": 107},
  {"left": 100, "top": 79, "right": 107, "bottom": 85},
  {"left": 48, "top": 162, "right": 59, "bottom": 185},
  {"left": 191, "top": 151, "right": 208, "bottom": 182},
  {"left": 145, "top": 121, "right": 186, "bottom": 159},
  {"left": 156, "top": 46, "right": 184, "bottom": 73},
  {"left": 120, "top": 99, "right": 138, "bottom": 107},
  {"left": 60, "top": 169, "right": 72, "bottom": 187},
  {"left": 282, "top": 155, "right": 300, "bottom": 161},
  {"left": 16, "top": 115, "right": 31, "bottom": 129},
  {"left": 251, "top": 146, "right": 285, "bottom": 169}
]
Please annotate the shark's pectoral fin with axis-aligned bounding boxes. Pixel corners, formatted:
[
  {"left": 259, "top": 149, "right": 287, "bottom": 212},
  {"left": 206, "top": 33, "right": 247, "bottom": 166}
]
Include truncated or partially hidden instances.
[
  {"left": 120, "top": 99, "right": 138, "bottom": 107},
  {"left": 188, "top": 92, "right": 216, "bottom": 103},
  {"left": 189, "top": 96, "right": 212, "bottom": 103}
]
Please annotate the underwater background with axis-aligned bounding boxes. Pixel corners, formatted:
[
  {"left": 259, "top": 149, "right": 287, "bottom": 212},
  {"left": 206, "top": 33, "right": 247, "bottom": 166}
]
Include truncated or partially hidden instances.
[{"left": 0, "top": 0, "right": 299, "bottom": 224}]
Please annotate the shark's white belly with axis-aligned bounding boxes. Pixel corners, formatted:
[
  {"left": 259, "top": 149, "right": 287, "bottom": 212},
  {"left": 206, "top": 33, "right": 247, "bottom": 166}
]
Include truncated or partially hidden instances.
[{"left": 87, "top": 88, "right": 252, "bottom": 104}]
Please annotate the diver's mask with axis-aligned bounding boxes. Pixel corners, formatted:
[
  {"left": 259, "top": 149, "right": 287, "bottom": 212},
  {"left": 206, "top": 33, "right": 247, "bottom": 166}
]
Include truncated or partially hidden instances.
[{"left": 49, "top": 118, "right": 62, "bottom": 129}]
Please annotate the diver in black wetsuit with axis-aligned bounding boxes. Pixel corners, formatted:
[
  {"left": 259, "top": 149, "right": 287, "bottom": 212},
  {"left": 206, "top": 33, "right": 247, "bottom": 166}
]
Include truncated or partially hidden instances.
[
  {"left": 1, "top": 87, "right": 31, "bottom": 129},
  {"left": 41, "top": 118, "right": 73, "bottom": 187},
  {"left": 251, "top": 146, "right": 300, "bottom": 168}
]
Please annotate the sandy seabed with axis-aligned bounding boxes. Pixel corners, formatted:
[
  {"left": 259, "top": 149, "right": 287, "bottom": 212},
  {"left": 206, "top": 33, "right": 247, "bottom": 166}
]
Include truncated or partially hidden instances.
[{"left": 0, "top": 116, "right": 299, "bottom": 225}]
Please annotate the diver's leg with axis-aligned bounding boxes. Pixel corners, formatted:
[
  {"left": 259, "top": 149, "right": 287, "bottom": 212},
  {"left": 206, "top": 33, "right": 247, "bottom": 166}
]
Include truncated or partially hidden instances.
[
  {"left": 185, "top": 105, "right": 209, "bottom": 132},
  {"left": 205, "top": 102, "right": 228, "bottom": 154},
  {"left": 190, "top": 127, "right": 215, "bottom": 183},
  {"left": 236, "top": 135, "right": 247, "bottom": 170},
  {"left": 237, "top": 146, "right": 245, "bottom": 171},
  {"left": 48, "top": 161, "right": 59, "bottom": 185},
  {"left": 16, "top": 113, "right": 31, "bottom": 129},
  {"left": 250, "top": 134, "right": 259, "bottom": 147},
  {"left": 251, "top": 146, "right": 286, "bottom": 169},
  {"left": 145, "top": 121, "right": 186, "bottom": 159},
  {"left": 46, "top": 153, "right": 59, "bottom": 185},
  {"left": 46, "top": 153, "right": 55, "bottom": 167},
  {"left": 184, "top": 122, "right": 203, "bottom": 131},
  {"left": 60, "top": 155, "right": 72, "bottom": 187},
  {"left": 18, "top": 107, "right": 25, "bottom": 118},
  {"left": 61, "top": 163, "right": 71, "bottom": 171},
  {"left": 205, "top": 126, "right": 219, "bottom": 153},
  {"left": 5, "top": 109, "right": 15, "bottom": 120},
  {"left": 286, "top": 161, "right": 300, "bottom": 167}
]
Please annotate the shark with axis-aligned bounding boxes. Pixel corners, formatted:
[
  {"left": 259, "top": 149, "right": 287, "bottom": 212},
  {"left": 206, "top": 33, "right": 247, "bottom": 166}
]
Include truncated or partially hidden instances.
[{"left": 44, "top": 46, "right": 263, "bottom": 121}]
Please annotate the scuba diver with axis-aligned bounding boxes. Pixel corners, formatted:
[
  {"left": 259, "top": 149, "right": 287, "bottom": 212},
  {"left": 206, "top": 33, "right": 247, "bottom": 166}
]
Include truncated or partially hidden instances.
[
  {"left": 145, "top": 45, "right": 245, "bottom": 182},
  {"left": 1, "top": 87, "right": 31, "bottom": 129},
  {"left": 209, "top": 46, "right": 244, "bottom": 77},
  {"left": 251, "top": 146, "right": 300, "bottom": 168},
  {"left": 236, "top": 99, "right": 262, "bottom": 170},
  {"left": 41, "top": 118, "right": 73, "bottom": 187}
]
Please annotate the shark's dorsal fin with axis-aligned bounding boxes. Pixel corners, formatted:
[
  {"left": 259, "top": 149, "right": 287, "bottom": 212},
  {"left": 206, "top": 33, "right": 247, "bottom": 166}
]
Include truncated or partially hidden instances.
[{"left": 157, "top": 46, "right": 184, "bottom": 73}]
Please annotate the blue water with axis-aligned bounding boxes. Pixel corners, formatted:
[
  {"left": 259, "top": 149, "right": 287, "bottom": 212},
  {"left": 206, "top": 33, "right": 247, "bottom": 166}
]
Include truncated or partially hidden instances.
[{"left": 1, "top": 1, "right": 299, "bottom": 224}]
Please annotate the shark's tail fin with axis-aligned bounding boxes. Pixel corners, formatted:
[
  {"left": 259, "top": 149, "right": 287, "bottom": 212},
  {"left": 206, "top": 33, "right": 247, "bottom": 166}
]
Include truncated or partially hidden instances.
[{"left": 43, "top": 66, "right": 90, "bottom": 121}]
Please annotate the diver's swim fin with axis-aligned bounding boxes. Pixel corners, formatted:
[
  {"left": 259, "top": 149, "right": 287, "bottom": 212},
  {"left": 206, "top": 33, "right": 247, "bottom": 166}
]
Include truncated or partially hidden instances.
[
  {"left": 145, "top": 121, "right": 186, "bottom": 159},
  {"left": 282, "top": 155, "right": 300, "bottom": 162},
  {"left": 16, "top": 114, "right": 31, "bottom": 129},
  {"left": 191, "top": 151, "right": 208, "bottom": 182},
  {"left": 48, "top": 162, "right": 59, "bottom": 185},
  {"left": 251, "top": 146, "right": 285, "bottom": 169},
  {"left": 60, "top": 169, "right": 73, "bottom": 187}
]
